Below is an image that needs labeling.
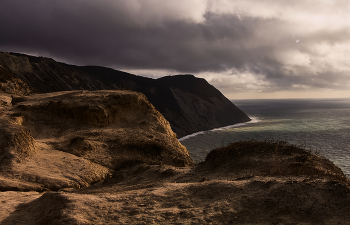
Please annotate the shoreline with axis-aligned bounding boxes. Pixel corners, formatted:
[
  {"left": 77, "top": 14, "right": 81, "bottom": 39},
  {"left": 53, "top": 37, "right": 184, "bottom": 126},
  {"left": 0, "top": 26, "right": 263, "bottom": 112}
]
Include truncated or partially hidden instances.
[{"left": 178, "top": 117, "right": 259, "bottom": 141}]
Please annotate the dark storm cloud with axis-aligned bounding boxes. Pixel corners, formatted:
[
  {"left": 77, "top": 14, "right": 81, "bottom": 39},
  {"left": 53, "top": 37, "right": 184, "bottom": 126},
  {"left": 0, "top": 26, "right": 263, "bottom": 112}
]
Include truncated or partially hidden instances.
[
  {"left": 0, "top": 1, "right": 266, "bottom": 71},
  {"left": 0, "top": 0, "right": 349, "bottom": 93}
]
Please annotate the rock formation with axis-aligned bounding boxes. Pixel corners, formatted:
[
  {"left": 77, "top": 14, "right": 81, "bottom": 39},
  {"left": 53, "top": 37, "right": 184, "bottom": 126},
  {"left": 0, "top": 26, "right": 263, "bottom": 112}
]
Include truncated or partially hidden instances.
[
  {"left": 0, "top": 90, "right": 193, "bottom": 192},
  {"left": 0, "top": 52, "right": 250, "bottom": 137}
]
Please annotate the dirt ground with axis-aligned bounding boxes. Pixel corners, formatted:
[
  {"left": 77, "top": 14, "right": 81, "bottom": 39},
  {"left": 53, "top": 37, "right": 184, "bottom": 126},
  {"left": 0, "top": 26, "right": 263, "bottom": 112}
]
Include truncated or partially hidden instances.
[{"left": 1, "top": 164, "right": 350, "bottom": 225}]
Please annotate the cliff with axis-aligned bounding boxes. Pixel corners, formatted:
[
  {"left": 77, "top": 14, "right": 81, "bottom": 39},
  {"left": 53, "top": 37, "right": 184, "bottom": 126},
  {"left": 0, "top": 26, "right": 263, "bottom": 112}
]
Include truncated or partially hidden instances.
[
  {"left": 1, "top": 66, "right": 350, "bottom": 223},
  {"left": 1, "top": 121, "right": 350, "bottom": 224},
  {"left": 0, "top": 52, "right": 250, "bottom": 137}
]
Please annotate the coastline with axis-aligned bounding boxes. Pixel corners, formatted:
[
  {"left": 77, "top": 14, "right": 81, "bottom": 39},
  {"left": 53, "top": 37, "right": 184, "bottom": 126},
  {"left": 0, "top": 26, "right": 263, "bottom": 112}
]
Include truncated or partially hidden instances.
[{"left": 178, "top": 117, "right": 259, "bottom": 141}]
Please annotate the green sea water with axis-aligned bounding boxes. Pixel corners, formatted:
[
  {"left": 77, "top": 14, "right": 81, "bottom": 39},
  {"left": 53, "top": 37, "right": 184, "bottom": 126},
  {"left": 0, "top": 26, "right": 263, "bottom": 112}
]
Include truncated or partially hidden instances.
[{"left": 179, "top": 98, "right": 350, "bottom": 178}]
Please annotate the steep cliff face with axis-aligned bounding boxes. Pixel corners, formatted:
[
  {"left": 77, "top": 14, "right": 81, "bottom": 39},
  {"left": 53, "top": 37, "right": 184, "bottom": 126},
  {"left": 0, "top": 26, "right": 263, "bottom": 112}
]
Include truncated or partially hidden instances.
[
  {"left": 158, "top": 75, "right": 250, "bottom": 137},
  {"left": 0, "top": 52, "right": 250, "bottom": 137}
]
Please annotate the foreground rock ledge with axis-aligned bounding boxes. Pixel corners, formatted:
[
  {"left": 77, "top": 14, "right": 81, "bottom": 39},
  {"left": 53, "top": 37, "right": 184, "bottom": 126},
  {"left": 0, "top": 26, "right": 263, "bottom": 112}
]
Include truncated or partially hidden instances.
[{"left": 0, "top": 90, "right": 193, "bottom": 192}]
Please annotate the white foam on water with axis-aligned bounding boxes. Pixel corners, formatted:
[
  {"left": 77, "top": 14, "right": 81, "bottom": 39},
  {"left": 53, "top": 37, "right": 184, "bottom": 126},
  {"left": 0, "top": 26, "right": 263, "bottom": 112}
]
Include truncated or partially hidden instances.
[
  {"left": 178, "top": 131, "right": 206, "bottom": 141},
  {"left": 212, "top": 117, "right": 260, "bottom": 131},
  {"left": 178, "top": 117, "right": 260, "bottom": 141}
]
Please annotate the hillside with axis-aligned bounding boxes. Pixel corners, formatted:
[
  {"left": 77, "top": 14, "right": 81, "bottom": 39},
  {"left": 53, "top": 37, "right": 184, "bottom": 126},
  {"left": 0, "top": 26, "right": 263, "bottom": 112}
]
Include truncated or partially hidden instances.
[
  {"left": 0, "top": 52, "right": 250, "bottom": 138},
  {"left": 0, "top": 88, "right": 349, "bottom": 224},
  {"left": 0, "top": 65, "right": 35, "bottom": 97},
  {"left": 1, "top": 116, "right": 349, "bottom": 225},
  {"left": 2, "top": 52, "right": 350, "bottom": 224}
]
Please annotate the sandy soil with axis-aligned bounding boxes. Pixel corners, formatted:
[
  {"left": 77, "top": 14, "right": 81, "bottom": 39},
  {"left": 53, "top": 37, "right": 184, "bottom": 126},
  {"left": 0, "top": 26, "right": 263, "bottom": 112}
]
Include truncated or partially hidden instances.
[{"left": 1, "top": 164, "right": 350, "bottom": 224}]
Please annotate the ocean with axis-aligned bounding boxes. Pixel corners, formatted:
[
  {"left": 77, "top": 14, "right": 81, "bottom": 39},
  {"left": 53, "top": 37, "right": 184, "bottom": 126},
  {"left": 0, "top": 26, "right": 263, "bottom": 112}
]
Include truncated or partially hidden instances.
[{"left": 179, "top": 98, "right": 350, "bottom": 178}]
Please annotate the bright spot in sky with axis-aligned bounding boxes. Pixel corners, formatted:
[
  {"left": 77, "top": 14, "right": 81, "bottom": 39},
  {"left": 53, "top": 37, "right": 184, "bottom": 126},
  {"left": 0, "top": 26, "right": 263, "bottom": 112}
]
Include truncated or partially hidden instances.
[{"left": 296, "top": 39, "right": 300, "bottom": 42}]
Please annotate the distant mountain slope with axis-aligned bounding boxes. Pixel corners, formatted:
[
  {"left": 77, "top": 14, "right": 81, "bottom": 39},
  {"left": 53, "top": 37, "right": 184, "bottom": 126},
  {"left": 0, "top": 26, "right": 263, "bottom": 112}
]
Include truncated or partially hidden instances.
[
  {"left": 0, "top": 65, "right": 35, "bottom": 96},
  {"left": 158, "top": 74, "right": 223, "bottom": 102},
  {"left": 0, "top": 52, "right": 250, "bottom": 137}
]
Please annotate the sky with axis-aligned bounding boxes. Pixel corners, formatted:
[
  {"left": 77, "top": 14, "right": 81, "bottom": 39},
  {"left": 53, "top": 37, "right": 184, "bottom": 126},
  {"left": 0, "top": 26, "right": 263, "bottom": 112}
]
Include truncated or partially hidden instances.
[{"left": 0, "top": 0, "right": 350, "bottom": 99}]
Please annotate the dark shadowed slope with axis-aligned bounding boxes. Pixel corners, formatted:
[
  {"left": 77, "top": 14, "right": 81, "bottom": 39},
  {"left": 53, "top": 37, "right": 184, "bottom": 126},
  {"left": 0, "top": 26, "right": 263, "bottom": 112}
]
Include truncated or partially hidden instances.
[
  {"left": 158, "top": 75, "right": 250, "bottom": 136},
  {"left": 0, "top": 52, "right": 250, "bottom": 137},
  {"left": 0, "top": 65, "right": 35, "bottom": 96}
]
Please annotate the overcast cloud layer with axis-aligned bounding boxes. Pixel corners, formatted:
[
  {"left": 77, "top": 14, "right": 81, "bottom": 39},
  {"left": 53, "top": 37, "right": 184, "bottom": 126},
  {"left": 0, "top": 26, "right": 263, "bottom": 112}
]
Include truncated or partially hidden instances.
[{"left": 1, "top": 0, "right": 350, "bottom": 98}]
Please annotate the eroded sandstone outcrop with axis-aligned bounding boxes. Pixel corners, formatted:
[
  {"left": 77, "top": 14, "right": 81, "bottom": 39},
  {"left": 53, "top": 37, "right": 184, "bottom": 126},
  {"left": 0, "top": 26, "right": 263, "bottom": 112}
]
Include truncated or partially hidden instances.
[
  {"left": 0, "top": 90, "right": 193, "bottom": 192},
  {"left": 0, "top": 102, "right": 111, "bottom": 191}
]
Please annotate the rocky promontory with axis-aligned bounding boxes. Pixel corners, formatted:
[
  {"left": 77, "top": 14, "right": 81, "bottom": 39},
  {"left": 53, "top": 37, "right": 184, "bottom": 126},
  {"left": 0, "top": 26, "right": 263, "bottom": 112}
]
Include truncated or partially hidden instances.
[{"left": 0, "top": 52, "right": 250, "bottom": 138}]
